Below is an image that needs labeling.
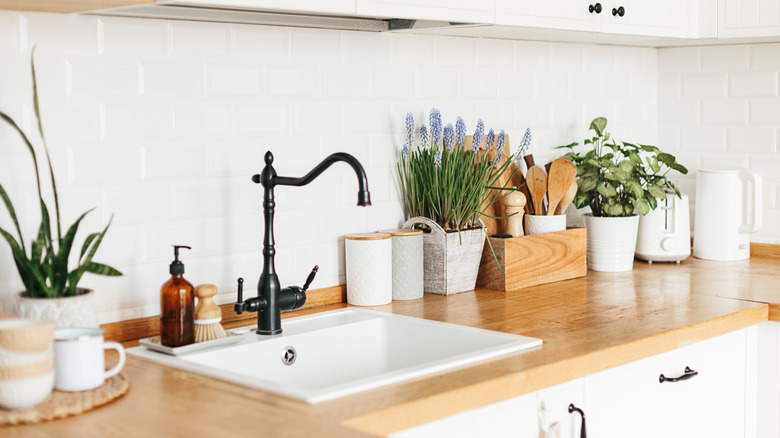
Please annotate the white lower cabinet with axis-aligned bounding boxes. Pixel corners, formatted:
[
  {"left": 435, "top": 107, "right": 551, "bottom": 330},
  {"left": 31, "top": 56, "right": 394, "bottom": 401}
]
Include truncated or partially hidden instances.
[{"left": 391, "top": 327, "right": 762, "bottom": 438}]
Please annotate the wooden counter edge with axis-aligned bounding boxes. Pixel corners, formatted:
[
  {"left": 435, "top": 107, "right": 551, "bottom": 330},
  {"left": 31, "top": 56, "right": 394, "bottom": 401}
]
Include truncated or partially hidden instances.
[{"left": 341, "top": 303, "right": 770, "bottom": 437}]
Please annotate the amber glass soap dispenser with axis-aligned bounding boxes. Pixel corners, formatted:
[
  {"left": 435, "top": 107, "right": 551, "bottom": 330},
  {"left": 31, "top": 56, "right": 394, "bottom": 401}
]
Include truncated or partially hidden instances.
[{"left": 160, "top": 245, "right": 194, "bottom": 347}]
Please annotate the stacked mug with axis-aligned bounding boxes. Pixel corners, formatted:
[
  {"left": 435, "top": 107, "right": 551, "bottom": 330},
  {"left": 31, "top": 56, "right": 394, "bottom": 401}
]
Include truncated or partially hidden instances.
[{"left": 0, "top": 319, "right": 56, "bottom": 410}]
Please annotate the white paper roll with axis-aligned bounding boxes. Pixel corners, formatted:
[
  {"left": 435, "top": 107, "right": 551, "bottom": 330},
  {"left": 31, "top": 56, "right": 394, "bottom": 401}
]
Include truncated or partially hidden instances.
[{"left": 345, "top": 233, "right": 392, "bottom": 306}]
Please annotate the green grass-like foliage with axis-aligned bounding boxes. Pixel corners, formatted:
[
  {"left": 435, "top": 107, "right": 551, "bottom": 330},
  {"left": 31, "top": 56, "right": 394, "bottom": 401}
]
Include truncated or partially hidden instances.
[
  {"left": 398, "top": 134, "right": 515, "bottom": 233},
  {"left": 0, "top": 50, "right": 122, "bottom": 298},
  {"left": 556, "top": 117, "right": 688, "bottom": 217}
]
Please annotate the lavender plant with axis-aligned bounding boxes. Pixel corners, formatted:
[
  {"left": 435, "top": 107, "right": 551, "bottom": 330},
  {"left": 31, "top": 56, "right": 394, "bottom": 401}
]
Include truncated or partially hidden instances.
[{"left": 397, "top": 110, "right": 516, "bottom": 232}]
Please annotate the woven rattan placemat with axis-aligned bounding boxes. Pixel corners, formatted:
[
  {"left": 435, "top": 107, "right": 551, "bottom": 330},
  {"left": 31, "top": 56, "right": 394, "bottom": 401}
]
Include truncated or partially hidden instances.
[{"left": 0, "top": 374, "right": 129, "bottom": 425}]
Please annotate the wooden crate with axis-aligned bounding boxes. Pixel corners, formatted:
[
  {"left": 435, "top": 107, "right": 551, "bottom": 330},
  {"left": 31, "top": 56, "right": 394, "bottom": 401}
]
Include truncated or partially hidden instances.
[{"left": 476, "top": 228, "right": 587, "bottom": 291}]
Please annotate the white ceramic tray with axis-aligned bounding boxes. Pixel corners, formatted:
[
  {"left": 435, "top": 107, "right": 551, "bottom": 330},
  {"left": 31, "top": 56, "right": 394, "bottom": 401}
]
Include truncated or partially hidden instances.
[{"left": 139, "top": 332, "right": 245, "bottom": 356}]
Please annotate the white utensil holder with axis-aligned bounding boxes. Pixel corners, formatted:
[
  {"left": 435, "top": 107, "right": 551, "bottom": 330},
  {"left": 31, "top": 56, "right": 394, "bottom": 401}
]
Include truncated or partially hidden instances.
[{"left": 345, "top": 233, "right": 392, "bottom": 306}]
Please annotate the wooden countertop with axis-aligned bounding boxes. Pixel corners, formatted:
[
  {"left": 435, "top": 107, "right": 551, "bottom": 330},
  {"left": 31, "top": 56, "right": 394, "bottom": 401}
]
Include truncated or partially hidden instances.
[{"left": 4, "top": 253, "right": 778, "bottom": 437}]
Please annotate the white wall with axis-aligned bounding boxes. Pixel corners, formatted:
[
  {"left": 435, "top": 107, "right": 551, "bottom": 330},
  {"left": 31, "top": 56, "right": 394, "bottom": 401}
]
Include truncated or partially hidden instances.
[
  {"left": 657, "top": 44, "right": 780, "bottom": 244},
  {"left": 0, "top": 10, "right": 659, "bottom": 323}
]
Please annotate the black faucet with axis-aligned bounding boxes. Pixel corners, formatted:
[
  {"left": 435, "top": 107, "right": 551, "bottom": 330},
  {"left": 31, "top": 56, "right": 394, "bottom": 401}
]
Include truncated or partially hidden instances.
[{"left": 235, "top": 151, "right": 371, "bottom": 335}]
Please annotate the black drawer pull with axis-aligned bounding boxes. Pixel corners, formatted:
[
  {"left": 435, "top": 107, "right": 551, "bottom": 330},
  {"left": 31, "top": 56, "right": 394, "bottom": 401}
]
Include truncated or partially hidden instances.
[
  {"left": 568, "top": 404, "right": 587, "bottom": 438},
  {"left": 588, "top": 3, "right": 602, "bottom": 13},
  {"left": 612, "top": 6, "right": 625, "bottom": 16},
  {"left": 659, "top": 366, "right": 698, "bottom": 383}
]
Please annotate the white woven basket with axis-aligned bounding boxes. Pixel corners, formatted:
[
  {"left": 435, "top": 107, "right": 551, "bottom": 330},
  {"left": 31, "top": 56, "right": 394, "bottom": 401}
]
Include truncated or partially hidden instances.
[{"left": 401, "top": 217, "right": 486, "bottom": 295}]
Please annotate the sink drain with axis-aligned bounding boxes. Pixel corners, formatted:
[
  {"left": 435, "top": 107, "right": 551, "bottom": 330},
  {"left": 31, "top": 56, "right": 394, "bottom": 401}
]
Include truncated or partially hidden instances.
[{"left": 281, "top": 346, "right": 297, "bottom": 366}]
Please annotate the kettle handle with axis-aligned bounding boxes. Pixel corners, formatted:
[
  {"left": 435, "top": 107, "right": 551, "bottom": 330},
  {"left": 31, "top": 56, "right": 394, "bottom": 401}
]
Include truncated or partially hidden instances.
[{"left": 738, "top": 170, "right": 762, "bottom": 234}]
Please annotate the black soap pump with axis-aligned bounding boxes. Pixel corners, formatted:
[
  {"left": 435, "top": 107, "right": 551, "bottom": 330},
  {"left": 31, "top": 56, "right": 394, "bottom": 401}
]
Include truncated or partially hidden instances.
[{"left": 160, "top": 245, "right": 194, "bottom": 347}]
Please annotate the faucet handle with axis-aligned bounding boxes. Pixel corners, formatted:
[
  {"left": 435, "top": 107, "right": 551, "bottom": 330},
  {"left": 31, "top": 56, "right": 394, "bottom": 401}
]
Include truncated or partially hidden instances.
[
  {"left": 234, "top": 277, "right": 245, "bottom": 315},
  {"left": 302, "top": 266, "right": 319, "bottom": 292}
]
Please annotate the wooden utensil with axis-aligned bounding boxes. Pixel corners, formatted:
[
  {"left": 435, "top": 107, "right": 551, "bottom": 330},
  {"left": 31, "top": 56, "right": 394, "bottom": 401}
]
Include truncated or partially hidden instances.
[
  {"left": 555, "top": 180, "right": 578, "bottom": 215},
  {"left": 526, "top": 166, "right": 548, "bottom": 215},
  {"left": 546, "top": 159, "right": 577, "bottom": 216}
]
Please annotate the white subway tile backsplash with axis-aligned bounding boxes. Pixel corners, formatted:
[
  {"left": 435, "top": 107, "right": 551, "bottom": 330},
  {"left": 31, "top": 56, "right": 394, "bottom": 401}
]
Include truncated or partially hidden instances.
[
  {"left": 701, "top": 45, "right": 750, "bottom": 72},
  {"left": 141, "top": 61, "right": 205, "bottom": 98},
  {"left": 680, "top": 126, "right": 727, "bottom": 152},
  {"left": 614, "top": 46, "right": 645, "bottom": 72},
  {"left": 435, "top": 36, "right": 475, "bottom": 68},
  {"left": 658, "top": 99, "right": 700, "bottom": 125},
  {"left": 143, "top": 141, "right": 208, "bottom": 180},
  {"left": 0, "top": 13, "right": 21, "bottom": 53},
  {"left": 514, "top": 100, "right": 550, "bottom": 128},
  {"left": 600, "top": 73, "right": 631, "bottom": 99},
  {"left": 371, "top": 66, "right": 415, "bottom": 99},
  {"left": 322, "top": 65, "right": 370, "bottom": 99},
  {"left": 103, "top": 183, "right": 172, "bottom": 225},
  {"left": 750, "top": 100, "right": 780, "bottom": 124},
  {"left": 42, "top": 102, "right": 101, "bottom": 142},
  {"left": 681, "top": 74, "right": 728, "bottom": 98},
  {"left": 68, "top": 143, "right": 142, "bottom": 185},
  {"left": 750, "top": 154, "right": 780, "bottom": 181},
  {"left": 570, "top": 73, "right": 600, "bottom": 99},
  {"left": 515, "top": 41, "right": 549, "bottom": 70},
  {"left": 206, "top": 216, "right": 263, "bottom": 255},
  {"left": 727, "top": 126, "right": 777, "bottom": 153},
  {"left": 292, "top": 102, "right": 342, "bottom": 134},
  {"left": 172, "top": 102, "right": 232, "bottom": 139},
  {"left": 207, "top": 138, "right": 266, "bottom": 177},
  {"left": 730, "top": 71, "right": 779, "bottom": 98},
  {"left": 416, "top": 67, "right": 458, "bottom": 99},
  {"left": 234, "top": 25, "right": 289, "bottom": 61},
  {"left": 290, "top": 28, "right": 341, "bottom": 63},
  {"left": 700, "top": 99, "right": 748, "bottom": 124},
  {"left": 170, "top": 21, "right": 230, "bottom": 58},
  {"left": 140, "top": 220, "right": 207, "bottom": 263},
  {"left": 390, "top": 34, "right": 435, "bottom": 67},
  {"left": 458, "top": 69, "right": 498, "bottom": 100},
  {"left": 700, "top": 152, "right": 750, "bottom": 169},
  {"left": 342, "top": 31, "right": 390, "bottom": 66},
  {"left": 534, "top": 71, "right": 568, "bottom": 99},
  {"left": 102, "top": 101, "right": 170, "bottom": 141},
  {"left": 99, "top": 17, "right": 168, "bottom": 58},
  {"left": 369, "top": 134, "right": 398, "bottom": 169},
  {"left": 475, "top": 38, "right": 514, "bottom": 69},
  {"left": 24, "top": 13, "right": 98, "bottom": 55},
  {"left": 342, "top": 102, "right": 392, "bottom": 134},
  {"left": 67, "top": 59, "right": 139, "bottom": 98},
  {"left": 549, "top": 43, "right": 582, "bottom": 71},
  {"left": 208, "top": 63, "right": 264, "bottom": 96},
  {"left": 750, "top": 44, "right": 780, "bottom": 71},
  {"left": 475, "top": 100, "right": 514, "bottom": 130},
  {"left": 658, "top": 47, "right": 700, "bottom": 73},
  {"left": 235, "top": 102, "right": 288, "bottom": 135},
  {"left": 497, "top": 70, "right": 533, "bottom": 99},
  {"left": 581, "top": 45, "right": 612, "bottom": 72},
  {"left": 268, "top": 64, "right": 320, "bottom": 97}
]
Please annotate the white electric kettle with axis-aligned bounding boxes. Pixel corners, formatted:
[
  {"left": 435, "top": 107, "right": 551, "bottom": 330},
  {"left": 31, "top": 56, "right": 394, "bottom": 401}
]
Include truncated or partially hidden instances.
[{"left": 693, "top": 168, "right": 762, "bottom": 261}]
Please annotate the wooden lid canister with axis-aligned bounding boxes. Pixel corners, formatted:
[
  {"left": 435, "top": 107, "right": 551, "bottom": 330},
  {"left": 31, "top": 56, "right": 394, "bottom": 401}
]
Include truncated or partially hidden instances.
[{"left": 344, "top": 233, "right": 392, "bottom": 306}]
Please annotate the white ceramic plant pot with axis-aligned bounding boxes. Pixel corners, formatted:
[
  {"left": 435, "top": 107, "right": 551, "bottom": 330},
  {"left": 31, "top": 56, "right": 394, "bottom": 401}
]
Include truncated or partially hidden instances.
[
  {"left": 584, "top": 214, "right": 639, "bottom": 272},
  {"left": 15, "top": 289, "right": 99, "bottom": 330}
]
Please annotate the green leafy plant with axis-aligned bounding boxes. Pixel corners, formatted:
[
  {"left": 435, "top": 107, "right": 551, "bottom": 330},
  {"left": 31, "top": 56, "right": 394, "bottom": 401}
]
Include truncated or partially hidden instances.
[
  {"left": 556, "top": 117, "right": 688, "bottom": 217},
  {"left": 397, "top": 110, "right": 516, "bottom": 232},
  {"left": 0, "top": 51, "right": 121, "bottom": 298}
]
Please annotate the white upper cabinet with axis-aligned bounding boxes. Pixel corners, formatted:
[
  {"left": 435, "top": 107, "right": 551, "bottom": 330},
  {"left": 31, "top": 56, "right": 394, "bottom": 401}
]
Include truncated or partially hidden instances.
[
  {"left": 719, "top": 0, "right": 780, "bottom": 37},
  {"left": 495, "top": 0, "right": 602, "bottom": 32},
  {"left": 602, "top": 0, "right": 689, "bottom": 37},
  {"left": 356, "top": 0, "right": 494, "bottom": 24},
  {"left": 495, "top": 0, "right": 690, "bottom": 38}
]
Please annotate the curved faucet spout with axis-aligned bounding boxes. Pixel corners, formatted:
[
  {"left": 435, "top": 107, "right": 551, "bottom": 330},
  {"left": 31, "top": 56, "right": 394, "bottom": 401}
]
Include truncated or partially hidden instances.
[
  {"left": 258, "top": 152, "right": 371, "bottom": 206},
  {"left": 245, "top": 151, "right": 372, "bottom": 335}
]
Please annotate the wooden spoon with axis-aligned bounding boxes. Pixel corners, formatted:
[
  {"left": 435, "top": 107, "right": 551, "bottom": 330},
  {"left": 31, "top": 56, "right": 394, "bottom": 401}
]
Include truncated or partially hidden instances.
[
  {"left": 546, "top": 159, "right": 577, "bottom": 216},
  {"left": 555, "top": 180, "right": 578, "bottom": 215},
  {"left": 525, "top": 166, "right": 548, "bottom": 215}
]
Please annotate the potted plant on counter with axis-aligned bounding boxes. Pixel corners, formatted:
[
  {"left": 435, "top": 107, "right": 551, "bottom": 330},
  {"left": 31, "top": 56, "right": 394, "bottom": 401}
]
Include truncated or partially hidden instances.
[
  {"left": 398, "top": 109, "right": 515, "bottom": 295},
  {"left": 0, "top": 52, "right": 122, "bottom": 328},
  {"left": 557, "top": 117, "right": 688, "bottom": 272}
]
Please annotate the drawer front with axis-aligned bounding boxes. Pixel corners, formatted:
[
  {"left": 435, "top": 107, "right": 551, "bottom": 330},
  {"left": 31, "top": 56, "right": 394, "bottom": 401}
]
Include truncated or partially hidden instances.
[{"left": 585, "top": 329, "right": 747, "bottom": 438}]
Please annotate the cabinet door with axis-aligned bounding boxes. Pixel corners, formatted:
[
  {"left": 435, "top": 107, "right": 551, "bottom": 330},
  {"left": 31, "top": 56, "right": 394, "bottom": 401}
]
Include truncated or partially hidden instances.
[
  {"left": 585, "top": 329, "right": 747, "bottom": 438},
  {"left": 495, "top": 0, "right": 602, "bottom": 31},
  {"left": 719, "top": 0, "right": 780, "bottom": 37},
  {"left": 170, "top": 0, "right": 355, "bottom": 16},
  {"left": 356, "top": 0, "right": 494, "bottom": 24},
  {"left": 602, "top": 0, "right": 689, "bottom": 37}
]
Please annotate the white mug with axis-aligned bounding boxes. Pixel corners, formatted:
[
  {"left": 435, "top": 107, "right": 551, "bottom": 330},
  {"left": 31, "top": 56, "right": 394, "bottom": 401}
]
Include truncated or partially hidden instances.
[{"left": 53, "top": 328, "right": 126, "bottom": 392}]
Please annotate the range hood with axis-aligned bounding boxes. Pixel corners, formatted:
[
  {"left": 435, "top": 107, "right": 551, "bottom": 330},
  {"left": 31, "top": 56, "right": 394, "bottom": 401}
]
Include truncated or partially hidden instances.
[{"left": 86, "top": 0, "right": 482, "bottom": 32}]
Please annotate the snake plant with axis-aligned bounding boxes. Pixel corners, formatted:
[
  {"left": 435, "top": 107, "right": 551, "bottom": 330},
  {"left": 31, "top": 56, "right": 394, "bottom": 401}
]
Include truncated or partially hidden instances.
[{"left": 0, "top": 50, "right": 121, "bottom": 298}]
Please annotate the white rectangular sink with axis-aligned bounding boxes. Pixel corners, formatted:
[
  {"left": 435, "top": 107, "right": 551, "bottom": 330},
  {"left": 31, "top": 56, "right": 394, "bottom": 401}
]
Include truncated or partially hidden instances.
[{"left": 128, "top": 308, "right": 541, "bottom": 403}]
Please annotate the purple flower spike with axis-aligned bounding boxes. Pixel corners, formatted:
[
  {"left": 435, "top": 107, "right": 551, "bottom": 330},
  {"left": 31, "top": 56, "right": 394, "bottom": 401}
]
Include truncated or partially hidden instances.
[
  {"left": 443, "top": 124, "right": 455, "bottom": 152},
  {"left": 429, "top": 108, "right": 442, "bottom": 148},
  {"left": 420, "top": 125, "right": 429, "bottom": 147},
  {"left": 455, "top": 117, "right": 466, "bottom": 149},
  {"left": 473, "top": 119, "right": 484, "bottom": 153},
  {"left": 485, "top": 128, "right": 495, "bottom": 153},
  {"left": 405, "top": 113, "right": 415, "bottom": 150},
  {"left": 516, "top": 127, "right": 532, "bottom": 158},
  {"left": 402, "top": 142, "right": 409, "bottom": 160},
  {"left": 493, "top": 130, "right": 506, "bottom": 167},
  {"left": 434, "top": 150, "right": 442, "bottom": 168}
]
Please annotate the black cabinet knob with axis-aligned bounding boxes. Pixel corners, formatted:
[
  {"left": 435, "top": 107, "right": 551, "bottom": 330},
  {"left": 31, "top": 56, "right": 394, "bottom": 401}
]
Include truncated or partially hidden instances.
[
  {"left": 612, "top": 6, "right": 625, "bottom": 17},
  {"left": 588, "top": 3, "right": 602, "bottom": 13}
]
